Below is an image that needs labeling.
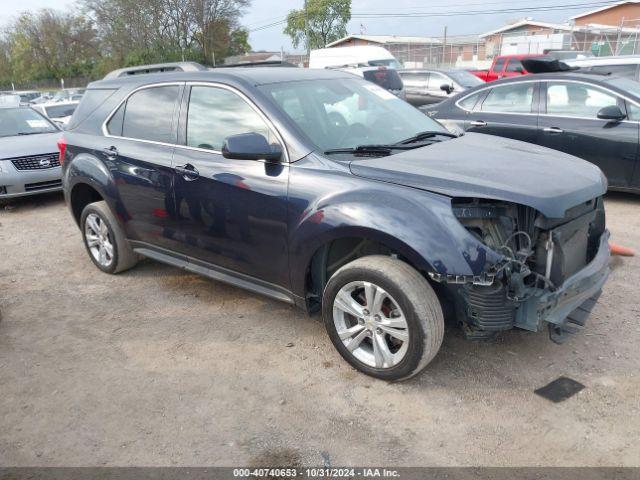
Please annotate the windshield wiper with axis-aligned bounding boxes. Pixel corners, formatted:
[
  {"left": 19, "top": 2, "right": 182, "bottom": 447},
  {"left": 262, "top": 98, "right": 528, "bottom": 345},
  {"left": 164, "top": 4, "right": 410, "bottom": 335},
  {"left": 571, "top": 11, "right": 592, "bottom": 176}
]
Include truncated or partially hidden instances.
[
  {"left": 324, "top": 144, "right": 394, "bottom": 156},
  {"left": 395, "top": 130, "right": 458, "bottom": 145},
  {"left": 17, "top": 131, "right": 46, "bottom": 136}
]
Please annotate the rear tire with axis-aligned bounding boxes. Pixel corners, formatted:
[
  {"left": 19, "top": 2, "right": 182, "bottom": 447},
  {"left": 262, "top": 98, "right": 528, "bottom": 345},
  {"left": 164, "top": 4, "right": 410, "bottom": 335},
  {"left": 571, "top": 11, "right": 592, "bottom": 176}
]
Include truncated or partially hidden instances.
[
  {"left": 80, "top": 201, "right": 138, "bottom": 274},
  {"left": 322, "top": 255, "right": 444, "bottom": 381}
]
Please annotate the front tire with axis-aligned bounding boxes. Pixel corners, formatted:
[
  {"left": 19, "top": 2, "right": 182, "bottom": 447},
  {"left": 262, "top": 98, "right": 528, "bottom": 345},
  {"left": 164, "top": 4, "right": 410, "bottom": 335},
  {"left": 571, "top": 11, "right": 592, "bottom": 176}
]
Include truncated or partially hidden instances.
[
  {"left": 322, "top": 255, "right": 444, "bottom": 381},
  {"left": 80, "top": 201, "right": 138, "bottom": 274}
]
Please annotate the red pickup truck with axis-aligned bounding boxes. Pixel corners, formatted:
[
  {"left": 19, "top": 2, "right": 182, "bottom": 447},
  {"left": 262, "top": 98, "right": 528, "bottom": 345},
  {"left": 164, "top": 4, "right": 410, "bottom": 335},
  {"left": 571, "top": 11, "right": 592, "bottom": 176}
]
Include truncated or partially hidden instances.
[{"left": 469, "top": 54, "right": 546, "bottom": 82}]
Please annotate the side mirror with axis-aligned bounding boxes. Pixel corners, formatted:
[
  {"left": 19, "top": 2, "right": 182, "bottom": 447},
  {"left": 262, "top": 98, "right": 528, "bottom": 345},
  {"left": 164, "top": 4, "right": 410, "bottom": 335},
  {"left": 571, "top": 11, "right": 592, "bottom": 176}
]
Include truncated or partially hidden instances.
[
  {"left": 440, "top": 84, "right": 453, "bottom": 94},
  {"left": 222, "top": 132, "right": 283, "bottom": 161},
  {"left": 597, "top": 105, "right": 626, "bottom": 122},
  {"left": 514, "top": 66, "right": 524, "bottom": 74}
]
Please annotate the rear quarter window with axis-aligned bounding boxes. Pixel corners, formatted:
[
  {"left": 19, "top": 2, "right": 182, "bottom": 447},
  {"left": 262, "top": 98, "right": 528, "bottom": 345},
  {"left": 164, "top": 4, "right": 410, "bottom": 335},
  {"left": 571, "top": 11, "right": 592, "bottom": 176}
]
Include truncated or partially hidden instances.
[{"left": 67, "top": 88, "right": 117, "bottom": 130}]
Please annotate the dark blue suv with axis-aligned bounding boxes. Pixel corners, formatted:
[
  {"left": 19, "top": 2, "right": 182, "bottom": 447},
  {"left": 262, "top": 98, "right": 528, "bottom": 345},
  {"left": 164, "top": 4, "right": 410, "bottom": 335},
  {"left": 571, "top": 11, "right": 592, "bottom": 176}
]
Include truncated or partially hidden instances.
[{"left": 61, "top": 63, "right": 610, "bottom": 380}]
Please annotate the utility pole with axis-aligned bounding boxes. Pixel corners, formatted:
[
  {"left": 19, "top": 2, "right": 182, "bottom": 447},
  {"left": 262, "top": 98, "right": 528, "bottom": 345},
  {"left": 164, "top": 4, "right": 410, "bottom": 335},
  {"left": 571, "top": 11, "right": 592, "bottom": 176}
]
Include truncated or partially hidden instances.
[
  {"left": 304, "top": 0, "right": 310, "bottom": 57},
  {"left": 441, "top": 25, "right": 447, "bottom": 66}
]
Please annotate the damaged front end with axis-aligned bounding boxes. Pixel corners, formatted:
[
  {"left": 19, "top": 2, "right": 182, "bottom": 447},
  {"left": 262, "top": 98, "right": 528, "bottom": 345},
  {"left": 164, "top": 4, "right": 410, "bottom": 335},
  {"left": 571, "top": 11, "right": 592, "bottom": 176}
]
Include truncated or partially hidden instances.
[{"left": 431, "top": 197, "right": 610, "bottom": 343}]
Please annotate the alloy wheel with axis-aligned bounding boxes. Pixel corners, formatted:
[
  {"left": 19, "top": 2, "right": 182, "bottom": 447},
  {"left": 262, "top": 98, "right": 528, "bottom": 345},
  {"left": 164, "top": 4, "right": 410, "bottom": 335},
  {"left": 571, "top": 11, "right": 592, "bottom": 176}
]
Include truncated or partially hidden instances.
[
  {"left": 85, "top": 213, "right": 114, "bottom": 268},
  {"left": 332, "top": 281, "right": 409, "bottom": 369}
]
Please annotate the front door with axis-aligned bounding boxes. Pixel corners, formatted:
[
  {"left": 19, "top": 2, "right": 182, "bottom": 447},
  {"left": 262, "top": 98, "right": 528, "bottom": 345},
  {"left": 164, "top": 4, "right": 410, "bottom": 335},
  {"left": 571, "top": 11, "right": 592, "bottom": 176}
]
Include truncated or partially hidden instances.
[
  {"left": 465, "top": 81, "right": 539, "bottom": 144},
  {"left": 538, "top": 81, "right": 639, "bottom": 189},
  {"left": 170, "top": 84, "right": 290, "bottom": 289}
]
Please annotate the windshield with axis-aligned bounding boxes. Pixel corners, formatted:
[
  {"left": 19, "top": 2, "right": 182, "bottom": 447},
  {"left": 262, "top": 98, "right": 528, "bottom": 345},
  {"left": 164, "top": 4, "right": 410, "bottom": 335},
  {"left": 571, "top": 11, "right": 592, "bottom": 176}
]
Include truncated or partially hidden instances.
[
  {"left": 368, "top": 59, "right": 402, "bottom": 70},
  {"left": 446, "top": 70, "right": 484, "bottom": 88},
  {"left": 260, "top": 78, "right": 446, "bottom": 152},
  {"left": 45, "top": 104, "right": 77, "bottom": 118},
  {"left": 0, "top": 108, "right": 57, "bottom": 137}
]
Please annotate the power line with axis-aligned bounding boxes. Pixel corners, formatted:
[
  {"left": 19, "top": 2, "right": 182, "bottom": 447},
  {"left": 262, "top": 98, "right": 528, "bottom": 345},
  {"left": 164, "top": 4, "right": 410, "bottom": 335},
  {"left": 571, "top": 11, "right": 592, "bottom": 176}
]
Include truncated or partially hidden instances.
[{"left": 247, "top": 0, "right": 619, "bottom": 32}]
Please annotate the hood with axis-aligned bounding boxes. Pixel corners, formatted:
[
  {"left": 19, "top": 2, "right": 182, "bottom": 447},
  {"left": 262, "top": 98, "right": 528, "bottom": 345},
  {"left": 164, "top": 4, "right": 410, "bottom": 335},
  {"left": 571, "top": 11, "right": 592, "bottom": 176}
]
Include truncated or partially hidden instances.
[
  {"left": 349, "top": 133, "right": 606, "bottom": 218},
  {"left": 0, "top": 132, "right": 61, "bottom": 159}
]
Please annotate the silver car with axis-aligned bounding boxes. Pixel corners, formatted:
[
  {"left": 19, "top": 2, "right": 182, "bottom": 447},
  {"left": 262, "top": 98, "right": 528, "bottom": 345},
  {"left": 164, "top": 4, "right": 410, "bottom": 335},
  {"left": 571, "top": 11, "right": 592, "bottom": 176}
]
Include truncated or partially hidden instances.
[
  {"left": 0, "top": 107, "right": 62, "bottom": 199},
  {"left": 399, "top": 68, "right": 484, "bottom": 106}
]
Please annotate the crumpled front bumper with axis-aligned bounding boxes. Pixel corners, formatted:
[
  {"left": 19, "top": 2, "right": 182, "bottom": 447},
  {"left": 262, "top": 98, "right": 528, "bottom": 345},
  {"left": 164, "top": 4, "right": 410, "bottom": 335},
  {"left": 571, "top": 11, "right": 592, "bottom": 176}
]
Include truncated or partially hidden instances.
[{"left": 515, "top": 230, "right": 610, "bottom": 332}]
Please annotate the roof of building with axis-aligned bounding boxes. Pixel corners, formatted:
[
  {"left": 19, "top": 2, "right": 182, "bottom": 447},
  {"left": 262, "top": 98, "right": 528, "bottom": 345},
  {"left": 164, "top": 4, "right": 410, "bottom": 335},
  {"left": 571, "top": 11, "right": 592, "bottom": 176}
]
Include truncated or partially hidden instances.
[
  {"left": 570, "top": 0, "right": 640, "bottom": 20},
  {"left": 480, "top": 19, "right": 573, "bottom": 38},
  {"left": 326, "top": 34, "right": 441, "bottom": 47}
]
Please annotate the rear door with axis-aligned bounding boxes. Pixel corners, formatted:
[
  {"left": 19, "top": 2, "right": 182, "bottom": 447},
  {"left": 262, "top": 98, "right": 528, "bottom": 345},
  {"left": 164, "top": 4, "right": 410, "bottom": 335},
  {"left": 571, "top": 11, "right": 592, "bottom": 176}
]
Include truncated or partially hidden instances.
[
  {"left": 465, "top": 81, "right": 540, "bottom": 143},
  {"left": 538, "top": 80, "right": 638, "bottom": 189},
  {"left": 103, "top": 83, "right": 184, "bottom": 250}
]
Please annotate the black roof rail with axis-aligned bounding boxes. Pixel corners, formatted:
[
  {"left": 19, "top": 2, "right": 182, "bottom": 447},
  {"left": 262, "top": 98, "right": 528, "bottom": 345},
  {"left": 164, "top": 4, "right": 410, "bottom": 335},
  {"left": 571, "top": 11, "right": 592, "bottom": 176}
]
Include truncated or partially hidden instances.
[
  {"left": 215, "top": 60, "right": 298, "bottom": 68},
  {"left": 103, "top": 62, "right": 207, "bottom": 80}
]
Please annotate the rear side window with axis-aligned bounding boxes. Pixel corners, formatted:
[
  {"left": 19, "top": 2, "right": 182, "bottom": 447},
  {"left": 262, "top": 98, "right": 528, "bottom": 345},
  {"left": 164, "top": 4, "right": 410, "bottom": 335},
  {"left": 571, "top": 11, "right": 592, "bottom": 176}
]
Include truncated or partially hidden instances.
[
  {"left": 506, "top": 59, "right": 524, "bottom": 73},
  {"left": 119, "top": 85, "right": 180, "bottom": 143},
  {"left": 363, "top": 69, "right": 403, "bottom": 91}
]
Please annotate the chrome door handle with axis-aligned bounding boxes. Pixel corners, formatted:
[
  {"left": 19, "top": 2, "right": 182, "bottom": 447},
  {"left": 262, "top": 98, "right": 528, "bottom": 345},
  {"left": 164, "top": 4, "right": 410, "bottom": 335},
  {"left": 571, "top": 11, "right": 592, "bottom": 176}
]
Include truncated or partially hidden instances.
[
  {"left": 175, "top": 163, "right": 199, "bottom": 181},
  {"left": 470, "top": 120, "right": 487, "bottom": 127},
  {"left": 543, "top": 127, "right": 564, "bottom": 133},
  {"left": 102, "top": 146, "right": 118, "bottom": 160}
]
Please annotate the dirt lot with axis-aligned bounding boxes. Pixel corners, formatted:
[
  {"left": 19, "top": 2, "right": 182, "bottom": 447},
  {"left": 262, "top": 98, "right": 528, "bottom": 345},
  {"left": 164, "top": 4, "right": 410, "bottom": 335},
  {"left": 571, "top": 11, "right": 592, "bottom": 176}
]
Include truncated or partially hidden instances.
[{"left": 0, "top": 192, "right": 639, "bottom": 467}]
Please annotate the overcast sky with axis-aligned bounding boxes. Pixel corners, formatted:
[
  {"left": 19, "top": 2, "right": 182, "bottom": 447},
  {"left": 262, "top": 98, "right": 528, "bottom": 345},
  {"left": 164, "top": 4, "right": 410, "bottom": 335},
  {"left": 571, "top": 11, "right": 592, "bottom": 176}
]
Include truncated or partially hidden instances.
[{"left": 3, "top": 0, "right": 600, "bottom": 52}]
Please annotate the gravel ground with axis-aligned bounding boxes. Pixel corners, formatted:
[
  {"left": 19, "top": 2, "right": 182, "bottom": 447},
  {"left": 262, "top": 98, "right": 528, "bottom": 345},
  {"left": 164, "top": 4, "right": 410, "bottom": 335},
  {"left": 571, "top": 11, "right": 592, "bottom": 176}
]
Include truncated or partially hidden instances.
[{"left": 0, "top": 192, "right": 638, "bottom": 467}]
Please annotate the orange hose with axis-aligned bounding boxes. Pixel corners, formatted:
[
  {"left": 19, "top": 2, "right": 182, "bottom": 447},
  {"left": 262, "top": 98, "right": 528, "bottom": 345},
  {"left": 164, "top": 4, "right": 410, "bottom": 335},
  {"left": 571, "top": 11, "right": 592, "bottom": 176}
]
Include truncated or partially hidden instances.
[{"left": 610, "top": 242, "right": 635, "bottom": 257}]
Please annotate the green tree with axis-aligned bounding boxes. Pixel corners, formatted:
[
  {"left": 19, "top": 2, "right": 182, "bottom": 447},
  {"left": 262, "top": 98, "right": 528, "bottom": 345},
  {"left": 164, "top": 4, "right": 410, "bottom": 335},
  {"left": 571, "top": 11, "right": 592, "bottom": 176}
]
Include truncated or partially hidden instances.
[
  {"left": 284, "top": 0, "right": 350, "bottom": 50},
  {"left": 228, "top": 27, "right": 251, "bottom": 57}
]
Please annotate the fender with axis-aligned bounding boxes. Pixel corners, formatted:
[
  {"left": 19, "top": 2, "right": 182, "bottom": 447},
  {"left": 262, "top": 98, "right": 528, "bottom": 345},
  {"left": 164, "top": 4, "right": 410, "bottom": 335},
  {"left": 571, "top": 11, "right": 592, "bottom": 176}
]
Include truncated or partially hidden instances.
[
  {"left": 287, "top": 154, "right": 503, "bottom": 298},
  {"left": 63, "top": 147, "right": 123, "bottom": 227}
]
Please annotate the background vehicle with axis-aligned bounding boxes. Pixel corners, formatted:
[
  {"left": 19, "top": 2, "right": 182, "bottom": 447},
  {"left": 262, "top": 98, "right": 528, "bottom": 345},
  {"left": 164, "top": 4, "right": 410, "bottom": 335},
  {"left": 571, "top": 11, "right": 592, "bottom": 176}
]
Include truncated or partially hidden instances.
[
  {"left": 13, "top": 90, "right": 41, "bottom": 104},
  {"left": 470, "top": 54, "right": 547, "bottom": 82},
  {"left": 399, "top": 68, "right": 483, "bottom": 106},
  {"left": 0, "top": 106, "right": 62, "bottom": 199},
  {"left": 567, "top": 55, "right": 640, "bottom": 81},
  {"left": 426, "top": 72, "right": 640, "bottom": 192},
  {"left": 341, "top": 66, "right": 405, "bottom": 98},
  {"left": 32, "top": 101, "right": 79, "bottom": 127},
  {"left": 51, "top": 88, "right": 85, "bottom": 103},
  {"left": 309, "top": 45, "right": 401, "bottom": 69},
  {"left": 62, "top": 65, "right": 609, "bottom": 380}
]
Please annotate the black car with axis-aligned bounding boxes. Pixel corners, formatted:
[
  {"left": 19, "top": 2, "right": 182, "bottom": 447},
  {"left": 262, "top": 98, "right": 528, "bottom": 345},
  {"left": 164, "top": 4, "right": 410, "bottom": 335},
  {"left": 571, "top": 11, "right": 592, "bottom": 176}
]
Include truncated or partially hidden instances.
[
  {"left": 424, "top": 71, "right": 640, "bottom": 192},
  {"left": 61, "top": 63, "right": 609, "bottom": 380}
]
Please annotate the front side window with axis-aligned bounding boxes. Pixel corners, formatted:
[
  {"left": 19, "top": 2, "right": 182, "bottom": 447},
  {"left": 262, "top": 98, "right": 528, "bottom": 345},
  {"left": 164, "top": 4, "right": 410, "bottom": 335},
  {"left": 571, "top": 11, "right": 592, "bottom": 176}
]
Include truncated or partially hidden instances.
[
  {"left": 480, "top": 83, "right": 535, "bottom": 113},
  {"left": 186, "top": 86, "right": 278, "bottom": 152},
  {"left": 458, "top": 92, "right": 482, "bottom": 111},
  {"left": 546, "top": 82, "right": 618, "bottom": 118},
  {"left": 120, "top": 85, "right": 179, "bottom": 143},
  {"left": 493, "top": 58, "right": 506, "bottom": 72},
  {"left": 261, "top": 78, "right": 446, "bottom": 152}
]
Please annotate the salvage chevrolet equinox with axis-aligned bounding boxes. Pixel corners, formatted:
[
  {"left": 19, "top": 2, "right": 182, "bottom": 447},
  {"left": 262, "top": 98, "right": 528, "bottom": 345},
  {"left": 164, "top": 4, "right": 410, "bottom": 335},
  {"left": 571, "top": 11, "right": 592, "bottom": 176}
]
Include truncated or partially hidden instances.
[{"left": 61, "top": 63, "right": 610, "bottom": 381}]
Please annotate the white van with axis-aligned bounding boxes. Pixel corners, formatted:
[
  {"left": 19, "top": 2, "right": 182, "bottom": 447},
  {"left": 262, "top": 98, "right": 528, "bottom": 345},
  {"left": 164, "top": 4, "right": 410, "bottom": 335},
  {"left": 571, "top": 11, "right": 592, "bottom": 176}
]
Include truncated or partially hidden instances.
[{"left": 309, "top": 46, "right": 401, "bottom": 70}]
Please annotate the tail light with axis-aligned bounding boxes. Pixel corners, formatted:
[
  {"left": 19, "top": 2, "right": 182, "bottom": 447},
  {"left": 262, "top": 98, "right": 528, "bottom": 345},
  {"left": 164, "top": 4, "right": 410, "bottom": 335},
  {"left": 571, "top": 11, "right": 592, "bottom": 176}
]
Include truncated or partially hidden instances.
[{"left": 57, "top": 136, "right": 67, "bottom": 165}]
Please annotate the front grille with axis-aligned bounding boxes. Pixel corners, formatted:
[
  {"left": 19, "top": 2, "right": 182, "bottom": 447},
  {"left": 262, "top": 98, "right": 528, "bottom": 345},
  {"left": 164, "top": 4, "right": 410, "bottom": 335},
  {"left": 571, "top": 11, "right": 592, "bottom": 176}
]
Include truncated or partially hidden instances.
[
  {"left": 9, "top": 153, "right": 59, "bottom": 171},
  {"left": 24, "top": 180, "right": 62, "bottom": 191}
]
